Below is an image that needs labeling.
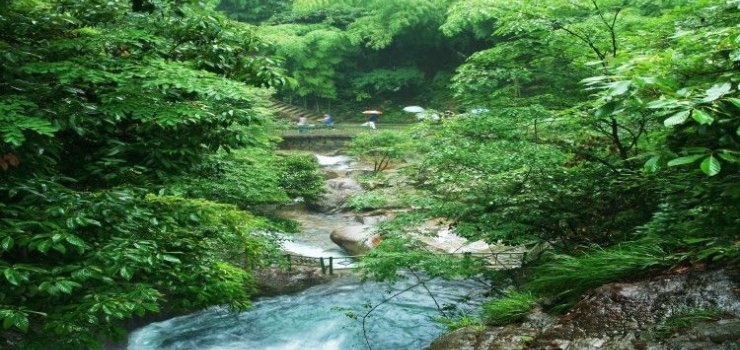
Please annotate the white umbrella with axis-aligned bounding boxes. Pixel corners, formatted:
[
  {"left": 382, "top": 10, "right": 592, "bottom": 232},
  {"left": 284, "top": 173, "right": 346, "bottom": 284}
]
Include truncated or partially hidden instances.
[
  {"left": 362, "top": 110, "right": 382, "bottom": 114},
  {"left": 403, "top": 106, "right": 425, "bottom": 113}
]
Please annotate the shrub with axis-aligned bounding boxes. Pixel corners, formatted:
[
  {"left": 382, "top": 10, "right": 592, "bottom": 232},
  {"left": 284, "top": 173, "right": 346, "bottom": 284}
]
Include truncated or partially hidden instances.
[{"left": 275, "top": 154, "right": 325, "bottom": 204}]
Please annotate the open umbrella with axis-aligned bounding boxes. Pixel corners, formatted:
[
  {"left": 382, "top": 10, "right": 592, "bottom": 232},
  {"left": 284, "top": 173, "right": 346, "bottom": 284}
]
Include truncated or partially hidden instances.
[
  {"left": 362, "top": 110, "right": 382, "bottom": 114},
  {"left": 402, "top": 106, "right": 425, "bottom": 113}
]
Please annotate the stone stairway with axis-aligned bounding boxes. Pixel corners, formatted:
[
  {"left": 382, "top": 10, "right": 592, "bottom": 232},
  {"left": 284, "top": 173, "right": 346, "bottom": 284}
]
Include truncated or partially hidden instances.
[{"left": 270, "top": 99, "right": 322, "bottom": 122}]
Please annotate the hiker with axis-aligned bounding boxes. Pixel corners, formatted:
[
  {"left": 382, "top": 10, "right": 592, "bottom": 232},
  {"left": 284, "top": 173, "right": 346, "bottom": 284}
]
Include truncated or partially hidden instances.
[
  {"left": 361, "top": 112, "right": 380, "bottom": 129},
  {"left": 322, "top": 114, "right": 334, "bottom": 128},
  {"left": 297, "top": 116, "right": 308, "bottom": 133}
]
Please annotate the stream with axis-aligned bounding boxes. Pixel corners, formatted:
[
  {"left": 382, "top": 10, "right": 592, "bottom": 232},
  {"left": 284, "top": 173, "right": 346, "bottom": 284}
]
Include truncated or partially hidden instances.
[
  {"left": 126, "top": 154, "right": 490, "bottom": 350},
  {"left": 127, "top": 274, "right": 488, "bottom": 350}
]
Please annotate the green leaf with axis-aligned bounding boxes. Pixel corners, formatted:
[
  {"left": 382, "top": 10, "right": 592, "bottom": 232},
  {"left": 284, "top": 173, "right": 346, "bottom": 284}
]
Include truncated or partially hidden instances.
[
  {"left": 1, "top": 237, "right": 13, "bottom": 251},
  {"left": 580, "top": 75, "right": 609, "bottom": 85},
  {"left": 57, "top": 281, "right": 73, "bottom": 294},
  {"left": 701, "top": 83, "right": 732, "bottom": 102},
  {"left": 667, "top": 154, "right": 704, "bottom": 166},
  {"left": 13, "top": 314, "right": 29, "bottom": 332},
  {"left": 3, "top": 268, "right": 20, "bottom": 286},
  {"left": 728, "top": 98, "right": 740, "bottom": 109},
  {"left": 608, "top": 81, "right": 631, "bottom": 96},
  {"left": 683, "top": 237, "right": 714, "bottom": 244},
  {"left": 120, "top": 266, "right": 133, "bottom": 280},
  {"left": 663, "top": 110, "right": 690, "bottom": 126},
  {"left": 2, "top": 315, "right": 13, "bottom": 330},
  {"left": 644, "top": 156, "right": 661, "bottom": 172},
  {"left": 700, "top": 156, "right": 721, "bottom": 176},
  {"left": 730, "top": 49, "right": 740, "bottom": 62},
  {"left": 691, "top": 109, "right": 713, "bottom": 125},
  {"left": 718, "top": 152, "right": 740, "bottom": 163},
  {"left": 160, "top": 254, "right": 182, "bottom": 263},
  {"left": 65, "top": 234, "right": 88, "bottom": 249},
  {"left": 646, "top": 98, "right": 680, "bottom": 109}
]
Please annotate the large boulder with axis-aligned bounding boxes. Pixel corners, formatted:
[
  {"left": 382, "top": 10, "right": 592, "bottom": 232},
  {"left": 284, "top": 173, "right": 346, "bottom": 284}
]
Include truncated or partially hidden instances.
[
  {"left": 253, "top": 267, "right": 335, "bottom": 297},
  {"left": 425, "top": 267, "right": 740, "bottom": 350},
  {"left": 329, "top": 225, "right": 379, "bottom": 256}
]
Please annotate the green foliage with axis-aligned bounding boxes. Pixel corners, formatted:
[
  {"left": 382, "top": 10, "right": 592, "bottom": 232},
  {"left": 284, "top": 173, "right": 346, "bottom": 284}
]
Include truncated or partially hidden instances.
[
  {"left": 433, "top": 314, "right": 484, "bottom": 331},
  {"left": 293, "top": 0, "right": 453, "bottom": 49},
  {"left": 0, "top": 96, "right": 58, "bottom": 147},
  {"left": 170, "top": 149, "right": 325, "bottom": 206},
  {"left": 359, "top": 237, "right": 491, "bottom": 282},
  {"left": 0, "top": 0, "right": 290, "bottom": 347},
  {"left": 1, "top": 0, "right": 289, "bottom": 187},
  {"left": 0, "top": 179, "right": 271, "bottom": 347},
  {"left": 169, "top": 148, "right": 291, "bottom": 207},
  {"left": 650, "top": 308, "right": 729, "bottom": 340},
  {"left": 582, "top": 2, "right": 740, "bottom": 176},
  {"left": 350, "top": 68, "right": 425, "bottom": 102},
  {"left": 275, "top": 153, "right": 326, "bottom": 204},
  {"left": 258, "top": 23, "right": 357, "bottom": 98},
  {"left": 346, "top": 130, "right": 414, "bottom": 172},
  {"left": 482, "top": 292, "right": 538, "bottom": 326},
  {"left": 524, "top": 238, "right": 671, "bottom": 311},
  {"left": 216, "top": 0, "right": 291, "bottom": 23},
  {"left": 346, "top": 191, "right": 388, "bottom": 211}
]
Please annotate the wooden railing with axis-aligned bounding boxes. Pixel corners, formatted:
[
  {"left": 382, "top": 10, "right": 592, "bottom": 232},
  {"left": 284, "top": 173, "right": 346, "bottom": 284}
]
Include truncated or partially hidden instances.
[
  {"left": 278, "top": 251, "right": 528, "bottom": 275},
  {"left": 279, "top": 123, "right": 411, "bottom": 137}
]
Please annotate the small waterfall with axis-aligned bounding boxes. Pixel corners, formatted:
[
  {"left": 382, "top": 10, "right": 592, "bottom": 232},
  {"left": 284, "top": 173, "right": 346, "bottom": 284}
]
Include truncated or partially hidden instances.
[{"left": 314, "top": 154, "right": 353, "bottom": 170}]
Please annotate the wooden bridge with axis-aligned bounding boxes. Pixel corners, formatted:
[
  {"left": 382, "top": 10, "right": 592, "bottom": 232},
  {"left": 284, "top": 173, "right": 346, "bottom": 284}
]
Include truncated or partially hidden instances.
[
  {"left": 277, "top": 123, "right": 411, "bottom": 151},
  {"left": 278, "top": 250, "right": 528, "bottom": 275},
  {"left": 280, "top": 123, "right": 409, "bottom": 136}
]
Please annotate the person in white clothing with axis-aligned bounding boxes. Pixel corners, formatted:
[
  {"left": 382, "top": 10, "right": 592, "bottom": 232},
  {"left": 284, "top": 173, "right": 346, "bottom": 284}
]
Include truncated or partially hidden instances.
[{"left": 361, "top": 113, "right": 378, "bottom": 129}]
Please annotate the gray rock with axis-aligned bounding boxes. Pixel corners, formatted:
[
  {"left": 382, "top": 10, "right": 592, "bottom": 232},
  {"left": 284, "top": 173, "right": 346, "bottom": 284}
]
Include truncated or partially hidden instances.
[
  {"left": 322, "top": 170, "right": 341, "bottom": 180},
  {"left": 425, "top": 268, "right": 740, "bottom": 350},
  {"left": 329, "top": 225, "right": 379, "bottom": 256},
  {"left": 253, "top": 267, "right": 335, "bottom": 297},
  {"left": 313, "top": 177, "right": 363, "bottom": 212}
]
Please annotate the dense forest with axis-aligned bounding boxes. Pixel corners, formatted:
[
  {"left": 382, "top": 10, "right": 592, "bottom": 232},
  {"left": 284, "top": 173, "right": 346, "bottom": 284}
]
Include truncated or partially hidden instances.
[{"left": 1, "top": 0, "right": 739, "bottom": 348}]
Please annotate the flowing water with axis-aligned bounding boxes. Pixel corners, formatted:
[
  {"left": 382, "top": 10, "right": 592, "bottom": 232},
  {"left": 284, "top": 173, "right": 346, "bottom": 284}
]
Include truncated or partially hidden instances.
[
  {"left": 128, "top": 274, "right": 488, "bottom": 350},
  {"left": 126, "top": 154, "right": 490, "bottom": 349}
]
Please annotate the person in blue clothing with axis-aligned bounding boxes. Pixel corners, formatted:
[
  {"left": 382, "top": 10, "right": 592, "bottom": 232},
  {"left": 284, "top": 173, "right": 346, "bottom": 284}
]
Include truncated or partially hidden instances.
[{"left": 322, "top": 114, "right": 334, "bottom": 128}]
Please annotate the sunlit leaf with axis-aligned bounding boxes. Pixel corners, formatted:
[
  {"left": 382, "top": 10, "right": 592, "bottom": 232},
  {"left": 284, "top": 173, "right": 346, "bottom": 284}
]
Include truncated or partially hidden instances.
[
  {"left": 730, "top": 49, "right": 740, "bottom": 62},
  {"left": 608, "top": 81, "right": 631, "bottom": 96},
  {"left": 691, "top": 109, "right": 713, "bottom": 125},
  {"left": 717, "top": 152, "right": 740, "bottom": 163},
  {"left": 644, "top": 156, "right": 661, "bottom": 172},
  {"left": 1, "top": 237, "right": 13, "bottom": 251},
  {"left": 701, "top": 83, "right": 732, "bottom": 102},
  {"left": 700, "top": 156, "right": 721, "bottom": 176},
  {"left": 663, "top": 110, "right": 690, "bottom": 126},
  {"left": 667, "top": 154, "right": 704, "bottom": 166}
]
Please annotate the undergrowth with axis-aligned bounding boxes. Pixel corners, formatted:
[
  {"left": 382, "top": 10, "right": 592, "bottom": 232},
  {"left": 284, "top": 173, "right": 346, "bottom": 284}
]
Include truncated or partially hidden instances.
[
  {"left": 650, "top": 308, "right": 729, "bottom": 340},
  {"left": 524, "top": 237, "right": 672, "bottom": 312},
  {"left": 482, "top": 291, "right": 538, "bottom": 325}
]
